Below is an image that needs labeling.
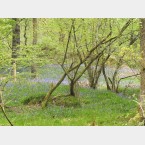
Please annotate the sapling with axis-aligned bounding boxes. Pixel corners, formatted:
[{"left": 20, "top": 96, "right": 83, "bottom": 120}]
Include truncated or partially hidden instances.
[{"left": 0, "top": 77, "right": 13, "bottom": 126}]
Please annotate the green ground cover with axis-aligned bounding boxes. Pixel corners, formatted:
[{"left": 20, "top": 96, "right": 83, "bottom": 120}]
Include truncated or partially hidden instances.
[{"left": 0, "top": 81, "right": 139, "bottom": 126}]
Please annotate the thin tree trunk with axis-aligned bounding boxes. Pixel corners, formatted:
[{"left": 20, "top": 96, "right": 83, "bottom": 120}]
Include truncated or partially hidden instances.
[
  {"left": 0, "top": 89, "right": 3, "bottom": 107},
  {"left": 31, "top": 18, "right": 37, "bottom": 78},
  {"left": 24, "top": 19, "right": 28, "bottom": 46},
  {"left": 0, "top": 105, "right": 13, "bottom": 126},
  {"left": 12, "top": 62, "right": 17, "bottom": 82},
  {"left": 42, "top": 73, "right": 67, "bottom": 108},
  {"left": 102, "top": 65, "right": 111, "bottom": 90},
  {"left": 0, "top": 89, "right": 13, "bottom": 126}
]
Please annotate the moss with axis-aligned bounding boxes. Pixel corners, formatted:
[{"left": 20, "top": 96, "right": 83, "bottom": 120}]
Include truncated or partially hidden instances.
[
  {"left": 50, "top": 96, "right": 81, "bottom": 107},
  {"left": 21, "top": 94, "right": 45, "bottom": 105},
  {"left": 21, "top": 94, "right": 82, "bottom": 108}
]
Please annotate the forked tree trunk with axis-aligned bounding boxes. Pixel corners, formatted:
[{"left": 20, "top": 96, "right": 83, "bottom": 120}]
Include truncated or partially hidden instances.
[
  {"left": 86, "top": 53, "right": 111, "bottom": 90},
  {"left": 89, "top": 76, "right": 100, "bottom": 89},
  {"left": 87, "top": 66, "right": 101, "bottom": 89},
  {"left": 140, "top": 19, "right": 145, "bottom": 122}
]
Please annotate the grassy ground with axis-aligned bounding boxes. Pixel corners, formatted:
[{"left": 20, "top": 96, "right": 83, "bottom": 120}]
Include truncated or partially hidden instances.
[{"left": 0, "top": 81, "right": 139, "bottom": 126}]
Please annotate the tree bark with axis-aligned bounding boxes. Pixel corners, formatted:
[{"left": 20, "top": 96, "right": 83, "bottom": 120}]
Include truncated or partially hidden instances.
[
  {"left": 11, "top": 18, "right": 20, "bottom": 82},
  {"left": 24, "top": 19, "right": 28, "bottom": 46},
  {"left": 88, "top": 75, "right": 100, "bottom": 89},
  {"left": 31, "top": 18, "right": 37, "bottom": 78},
  {"left": 42, "top": 73, "right": 67, "bottom": 108},
  {"left": 70, "top": 80, "right": 76, "bottom": 96},
  {"left": 102, "top": 65, "right": 111, "bottom": 90},
  {"left": 140, "top": 19, "right": 145, "bottom": 121}
]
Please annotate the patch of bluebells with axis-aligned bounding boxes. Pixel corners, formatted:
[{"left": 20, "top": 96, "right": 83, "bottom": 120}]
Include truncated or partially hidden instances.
[{"left": 30, "top": 77, "right": 69, "bottom": 85}]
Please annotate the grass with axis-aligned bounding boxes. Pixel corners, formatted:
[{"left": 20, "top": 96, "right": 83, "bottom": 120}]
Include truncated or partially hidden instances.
[{"left": 0, "top": 81, "right": 138, "bottom": 126}]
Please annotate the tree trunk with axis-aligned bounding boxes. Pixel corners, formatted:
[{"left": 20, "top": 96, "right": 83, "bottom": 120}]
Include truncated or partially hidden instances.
[
  {"left": 87, "top": 65, "right": 94, "bottom": 87},
  {"left": 0, "top": 88, "right": 3, "bottom": 107},
  {"left": 31, "top": 64, "right": 37, "bottom": 78},
  {"left": 102, "top": 65, "right": 111, "bottom": 90},
  {"left": 86, "top": 54, "right": 110, "bottom": 90},
  {"left": 87, "top": 66, "right": 99, "bottom": 89},
  {"left": 11, "top": 18, "right": 20, "bottom": 82},
  {"left": 0, "top": 88, "right": 13, "bottom": 126},
  {"left": 42, "top": 73, "right": 67, "bottom": 108},
  {"left": 31, "top": 18, "right": 37, "bottom": 79},
  {"left": 24, "top": 19, "right": 28, "bottom": 46},
  {"left": 88, "top": 65, "right": 102, "bottom": 89},
  {"left": 89, "top": 82, "right": 96, "bottom": 89},
  {"left": 70, "top": 80, "right": 76, "bottom": 96},
  {"left": 89, "top": 77, "right": 100, "bottom": 89},
  {"left": 140, "top": 19, "right": 145, "bottom": 122},
  {"left": 11, "top": 61, "right": 17, "bottom": 82}
]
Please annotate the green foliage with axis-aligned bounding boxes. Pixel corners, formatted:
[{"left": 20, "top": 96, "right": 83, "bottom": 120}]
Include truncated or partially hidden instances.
[
  {"left": 0, "top": 18, "right": 142, "bottom": 126},
  {"left": 0, "top": 18, "right": 140, "bottom": 69}
]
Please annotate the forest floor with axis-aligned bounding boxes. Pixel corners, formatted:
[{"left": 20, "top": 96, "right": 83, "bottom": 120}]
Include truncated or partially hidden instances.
[
  {"left": 0, "top": 83, "right": 139, "bottom": 126},
  {"left": 0, "top": 65, "right": 140, "bottom": 126}
]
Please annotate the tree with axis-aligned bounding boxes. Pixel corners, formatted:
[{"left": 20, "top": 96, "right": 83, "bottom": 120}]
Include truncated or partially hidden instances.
[
  {"left": 102, "top": 19, "right": 140, "bottom": 92},
  {"left": 63, "top": 18, "right": 132, "bottom": 94},
  {"left": 0, "top": 78, "right": 13, "bottom": 126},
  {"left": 84, "top": 19, "right": 135, "bottom": 90},
  {"left": 139, "top": 18, "right": 145, "bottom": 123},
  {"left": 11, "top": 18, "right": 20, "bottom": 82},
  {"left": 31, "top": 18, "right": 38, "bottom": 78},
  {"left": 41, "top": 18, "right": 132, "bottom": 108}
]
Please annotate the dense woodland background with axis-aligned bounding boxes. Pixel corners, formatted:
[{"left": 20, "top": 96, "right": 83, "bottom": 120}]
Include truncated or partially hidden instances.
[{"left": 0, "top": 18, "right": 145, "bottom": 126}]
